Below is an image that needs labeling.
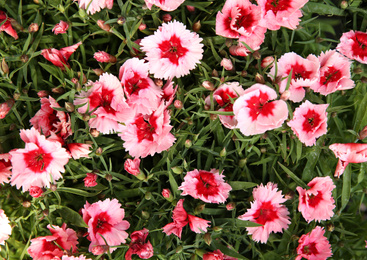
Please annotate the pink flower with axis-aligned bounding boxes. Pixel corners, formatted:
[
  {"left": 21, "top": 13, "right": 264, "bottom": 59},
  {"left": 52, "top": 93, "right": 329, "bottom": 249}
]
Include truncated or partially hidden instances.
[
  {"left": 179, "top": 169, "right": 232, "bottom": 204},
  {"left": 0, "top": 99, "right": 14, "bottom": 119},
  {"left": 269, "top": 52, "right": 320, "bottom": 102},
  {"left": 29, "top": 186, "right": 44, "bottom": 198},
  {"left": 257, "top": 0, "right": 308, "bottom": 30},
  {"left": 0, "top": 11, "right": 18, "bottom": 39},
  {"left": 82, "top": 198, "right": 130, "bottom": 253},
  {"left": 144, "top": 0, "right": 185, "bottom": 11},
  {"left": 119, "top": 102, "right": 176, "bottom": 158},
  {"left": 296, "top": 226, "right": 332, "bottom": 260},
  {"left": 0, "top": 210, "right": 11, "bottom": 246},
  {"left": 62, "top": 256, "right": 92, "bottom": 260},
  {"left": 162, "top": 189, "right": 172, "bottom": 199},
  {"left": 27, "top": 224, "right": 78, "bottom": 260},
  {"left": 52, "top": 20, "right": 69, "bottom": 35},
  {"left": 337, "top": 30, "right": 367, "bottom": 64},
  {"left": 205, "top": 82, "right": 246, "bottom": 129},
  {"left": 93, "top": 51, "right": 117, "bottom": 63},
  {"left": 74, "top": 72, "right": 132, "bottom": 134},
  {"left": 140, "top": 21, "right": 203, "bottom": 79},
  {"left": 0, "top": 153, "right": 11, "bottom": 185},
  {"left": 221, "top": 58, "right": 233, "bottom": 70},
  {"left": 310, "top": 50, "right": 354, "bottom": 95},
  {"left": 238, "top": 183, "right": 290, "bottom": 243},
  {"left": 287, "top": 100, "right": 328, "bottom": 146},
  {"left": 74, "top": 0, "right": 113, "bottom": 14},
  {"left": 10, "top": 128, "right": 70, "bottom": 191},
  {"left": 203, "top": 249, "right": 224, "bottom": 260},
  {"left": 125, "top": 228, "right": 154, "bottom": 260},
  {"left": 30, "top": 96, "right": 72, "bottom": 139},
  {"left": 233, "top": 84, "right": 288, "bottom": 136},
  {"left": 84, "top": 173, "right": 98, "bottom": 187},
  {"left": 163, "top": 199, "right": 210, "bottom": 238},
  {"left": 119, "top": 58, "right": 162, "bottom": 115},
  {"left": 329, "top": 143, "right": 367, "bottom": 177},
  {"left": 296, "top": 177, "right": 336, "bottom": 223},
  {"left": 66, "top": 143, "right": 91, "bottom": 159},
  {"left": 41, "top": 42, "right": 82, "bottom": 69},
  {"left": 124, "top": 158, "right": 141, "bottom": 176}
]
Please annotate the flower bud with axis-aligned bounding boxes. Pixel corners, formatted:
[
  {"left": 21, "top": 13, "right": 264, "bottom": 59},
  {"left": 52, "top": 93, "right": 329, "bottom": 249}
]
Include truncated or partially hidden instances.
[
  {"left": 185, "top": 139, "right": 192, "bottom": 148},
  {"left": 105, "top": 174, "right": 113, "bottom": 182},
  {"left": 145, "top": 191, "right": 152, "bottom": 200},
  {"left": 359, "top": 125, "right": 367, "bottom": 140},
  {"left": 23, "top": 200, "right": 31, "bottom": 208},
  {"left": 220, "top": 147, "right": 226, "bottom": 157},
  {"left": 174, "top": 100, "right": 183, "bottom": 109},
  {"left": 213, "top": 226, "right": 222, "bottom": 232},
  {"left": 238, "top": 158, "right": 247, "bottom": 167},
  {"left": 280, "top": 90, "right": 291, "bottom": 101},
  {"left": 192, "top": 20, "right": 201, "bottom": 32},
  {"left": 327, "top": 223, "right": 334, "bottom": 232},
  {"left": 176, "top": 245, "right": 183, "bottom": 254},
  {"left": 13, "top": 92, "right": 20, "bottom": 100},
  {"left": 1, "top": 58, "right": 9, "bottom": 75},
  {"left": 186, "top": 5, "right": 195, "bottom": 12},
  {"left": 212, "top": 69, "right": 219, "bottom": 77},
  {"left": 255, "top": 73, "right": 265, "bottom": 84},
  {"left": 154, "top": 78, "right": 163, "bottom": 87},
  {"left": 37, "top": 90, "right": 49, "bottom": 98},
  {"left": 92, "top": 245, "right": 109, "bottom": 255},
  {"left": 202, "top": 81, "right": 215, "bottom": 91},
  {"left": 210, "top": 113, "right": 218, "bottom": 121},
  {"left": 226, "top": 202, "right": 236, "bottom": 211},
  {"left": 195, "top": 204, "right": 205, "bottom": 214},
  {"left": 162, "top": 189, "right": 173, "bottom": 202},
  {"left": 340, "top": 0, "right": 348, "bottom": 9},
  {"left": 139, "top": 23, "right": 146, "bottom": 31},
  {"left": 353, "top": 67, "right": 363, "bottom": 74},
  {"left": 229, "top": 45, "right": 250, "bottom": 57},
  {"left": 0, "top": 99, "right": 14, "bottom": 119},
  {"left": 141, "top": 210, "right": 150, "bottom": 219},
  {"left": 95, "top": 147, "right": 103, "bottom": 156},
  {"left": 43, "top": 209, "right": 49, "bottom": 216},
  {"left": 90, "top": 128, "right": 100, "bottom": 138},
  {"left": 50, "top": 184, "right": 57, "bottom": 192},
  {"left": 52, "top": 87, "right": 65, "bottom": 94},
  {"left": 117, "top": 16, "right": 126, "bottom": 25},
  {"left": 20, "top": 54, "right": 29, "bottom": 63},
  {"left": 225, "top": 39, "right": 233, "bottom": 48},
  {"left": 162, "top": 14, "right": 172, "bottom": 23},
  {"left": 93, "top": 68, "right": 104, "bottom": 76},
  {"left": 171, "top": 166, "right": 183, "bottom": 175},
  {"left": 64, "top": 102, "right": 74, "bottom": 112},
  {"left": 97, "top": 20, "right": 111, "bottom": 32},
  {"left": 261, "top": 56, "right": 275, "bottom": 68},
  {"left": 82, "top": 114, "right": 90, "bottom": 121},
  {"left": 221, "top": 58, "right": 233, "bottom": 71},
  {"left": 260, "top": 147, "right": 267, "bottom": 154},
  {"left": 241, "top": 70, "right": 248, "bottom": 77},
  {"left": 204, "top": 233, "right": 212, "bottom": 246},
  {"left": 29, "top": 186, "right": 44, "bottom": 198},
  {"left": 204, "top": 104, "right": 210, "bottom": 110},
  {"left": 28, "top": 23, "right": 39, "bottom": 33},
  {"left": 252, "top": 51, "right": 261, "bottom": 60}
]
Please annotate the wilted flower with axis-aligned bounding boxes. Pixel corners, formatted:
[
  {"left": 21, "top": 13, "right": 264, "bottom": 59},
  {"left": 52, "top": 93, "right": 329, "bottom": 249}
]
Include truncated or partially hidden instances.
[
  {"left": 0, "top": 10, "right": 18, "bottom": 39},
  {"left": 29, "top": 186, "right": 44, "bottom": 198},
  {"left": 125, "top": 228, "right": 154, "bottom": 260},
  {"left": 52, "top": 20, "right": 69, "bottom": 35},
  {"left": 0, "top": 99, "right": 14, "bottom": 119},
  {"left": 221, "top": 58, "right": 233, "bottom": 71},
  {"left": 93, "top": 51, "right": 117, "bottom": 63},
  {"left": 84, "top": 173, "right": 98, "bottom": 187},
  {"left": 124, "top": 158, "right": 141, "bottom": 176},
  {"left": 41, "top": 42, "right": 82, "bottom": 69}
]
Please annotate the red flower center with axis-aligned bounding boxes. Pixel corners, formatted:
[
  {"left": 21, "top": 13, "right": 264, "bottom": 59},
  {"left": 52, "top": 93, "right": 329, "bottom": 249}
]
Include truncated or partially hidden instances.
[
  {"left": 302, "top": 242, "right": 318, "bottom": 255},
  {"left": 215, "top": 89, "right": 237, "bottom": 106},
  {"left": 195, "top": 171, "right": 220, "bottom": 198},
  {"left": 352, "top": 32, "right": 367, "bottom": 57},
  {"left": 265, "top": 0, "right": 292, "bottom": 14},
  {"left": 320, "top": 67, "right": 342, "bottom": 85},
  {"left": 302, "top": 109, "right": 321, "bottom": 133},
  {"left": 233, "top": 6, "right": 260, "bottom": 32},
  {"left": 247, "top": 91, "right": 275, "bottom": 121},
  {"left": 158, "top": 34, "right": 188, "bottom": 66},
  {"left": 92, "top": 212, "right": 112, "bottom": 235},
  {"left": 135, "top": 116, "right": 155, "bottom": 142},
  {"left": 287, "top": 63, "right": 313, "bottom": 80},
  {"left": 89, "top": 88, "right": 116, "bottom": 114},
  {"left": 307, "top": 193, "right": 323, "bottom": 208},
  {"left": 23, "top": 148, "right": 53, "bottom": 173},
  {"left": 124, "top": 72, "right": 150, "bottom": 96},
  {"left": 253, "top": 201, "right": 278, "bottom": 225}
]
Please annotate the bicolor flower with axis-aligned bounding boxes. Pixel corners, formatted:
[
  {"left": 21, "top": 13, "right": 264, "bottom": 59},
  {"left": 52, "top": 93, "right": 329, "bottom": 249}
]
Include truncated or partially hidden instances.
[
  {"left": 41, "top": 42, "right": 82, "bottom": 69},
  {"left": 144, "top": 0, "right": 185, "bottom": 11},
  {"left": 52, "top": 20, "right": 69, "bottom": 35},
  {"left": 74, "top": 0, "right": 113, "bottom": 14},
  {"left": 296, "top": 226, "right": 332, "bottom": 260},
  {"left": 337, "top": 30, "right": 367, "bottom": 64},
  {"left": 0, "top": 210, "right": 11, "bottom": 246}
]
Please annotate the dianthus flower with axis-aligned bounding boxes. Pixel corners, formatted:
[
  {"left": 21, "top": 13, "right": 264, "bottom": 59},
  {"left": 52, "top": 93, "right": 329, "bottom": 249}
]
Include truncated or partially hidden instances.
[
  {"left": 233, "top": 84, "right": 288, "bottom": 136},
  {"left": 0, "top": 99, "right": 14, "bottom": 119},
  {"left": 310, "top": 50, "right": 354, "bottom": 95},
  {"left": 41, "top": 42, "right": 82, "bottom": 69},
  {"left": 0, "top": 11, "right": 18, "bottom": 39},
  {"left": 144, "top": 0, "right": 185, "bottom": 11},
  {"left": 52, "top": 20, "right": 69, "bottom": 35},
  {"left": 74, "top": 0, "right": 113, "bottom": 14},
  {"left": 125, "top": 228, "right": 154, "bottom": 260},
  {"left": 269, "top": 52, "right": 320, "bottom": 102},
  {"left": 287, "top": 100, "right": 328, "bottom": 146},
  {"left": 329, "top": 143, "right": 367, "bottom": 177},
  {"left": 337, "top": 30, "right": 367, "bottom": 64},
  {"left": 9, "top": 128, "right": 70, "bottom": 191},
  {"left": 140, "top": 21, "right": 203, "bottom": 79},
  {"left": 238, "top": 183, "right": 290, "bottom": 243},
  {"left": 62, "top": 256, "right": 92, "bottom": 260},
  {"left": 82, "top": 198, "right": 130, "bottom": 253},
  {"left": 93, "top": 51, "right": 117, "bottom": 63},
  {"left": 0, "top": 210, "right": 11, "bottom": 246},
  {"left": 179, "top": 169, "right": 232, "bottom": 204},
  {"left": 297, "top": 176, "right": 336, "bottom": 223},
  {"left": 84, "top": 173, "right": 98, "bottom": 187},
  {"left": 0, "top": 153, "right": 11, "bottom": 185},
  {"left": 296, "top": 226, "right": 332, "bottom": 260}
]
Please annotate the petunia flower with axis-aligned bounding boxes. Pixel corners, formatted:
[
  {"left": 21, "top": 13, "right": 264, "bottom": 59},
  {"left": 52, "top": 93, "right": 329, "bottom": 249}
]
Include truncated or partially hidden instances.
[
  {"left": 287, "top": 100, "right": 328, "bottom": 146},
  {"left": 337, "top": 30, "right": 367, "bottom": 64},
  {"left": 41, "top": 42, "right": 82, "bottom": 69},
  {"left": 9, "top": 128, "right": 70, "bottom": 191},
  {"left": 0, "top": 210, "right": 11, "bottom": 246},
  {"left": 269, "top": 52, "right": 320, "bottom": 102},
  {"left": 82, "top": 198, "right": 130, "bottom": 253},
  {"left": 52, "top": 20, "right": 69, "bottom": 35},
  {"left": 125, "top": 228, "right": 154, "bottom": 260},
  {"left": 296, "top": 226, "right": 332, "bottom": 260},
  {"left": 140, "top": 21, "right": 203, "bottom": 79},
  {"left": 329, "top": 143, "right": 367, "bottom": 177},
  {"left": 238, "top": 183, "right": 290, "bottom": 243},
  {"left": 296, "top": 176, "right": 336, "bottom": 222},
  {"left": 0, "top": 11, "right": 18, "bottom": 39},
  {"left": 257, "top": 0, "right": 309, "bottom": 30},
  {"left": 179, "top": 169, "right": 232, "bottom": 204},
  {"left": 311, "top": 50, "right": 354, "bottom": 95},
  {"left": 233, "top": 84, "right": 288, "bottom": 136},
  {"left": 144, "top": 0, "right": 185, "bottom": 11},
  {"left": 74, "top": 0, "right": 113, "bottom": 14}
]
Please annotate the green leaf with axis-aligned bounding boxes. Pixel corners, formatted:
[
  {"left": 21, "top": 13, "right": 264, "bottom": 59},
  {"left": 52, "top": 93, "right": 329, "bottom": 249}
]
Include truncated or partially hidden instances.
[
  {"left": 57, "top": 187, "right": 101, "bottom": 197},
  {"left": 229, "top": 181, "right": 258, "bottom": 190},
  {"left": 212, "top": 240, "right": 249, "bottom": 260},
  {"left": 278, "top": 162, "right": 307, "bottom": 189},
  {"left": 341, "top": 165, "right": 351, "bottom": 211},
  {"left": 303, "top": 2, "right": 344, "bottom": 16},
  {"left": 56, "top": 206, "right": 88, "bottom": 228}
]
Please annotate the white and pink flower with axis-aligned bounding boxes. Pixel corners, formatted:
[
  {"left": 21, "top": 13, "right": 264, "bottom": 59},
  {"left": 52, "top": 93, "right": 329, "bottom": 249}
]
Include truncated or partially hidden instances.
[
  {"left": 84, "top": 173, "right": 98, "bottom": 187},
  {"left": 233, "top": 84, "right": 288, "bottom": 136},
  {"left": 94, "top": 51, "right": 117, "bottom": 63},
  {"left": 296, "top": 226, "right": 332, "bottom": 260},
  {"left": 74, "top": 0, "right": 113, "bottom": 14},
  {"left": 52, "top": 20, "right": 69, "bottom": 35},
  {"left": 0, "top": 210, "right": 11, "bottom": 246},
  {"left": 0, "top": 153, "right": 11, "bottom": 185},
  {"left": 41, "top": 42, "right": 82, "bottom": 69},
  {"left": 144, "top": 0, "right": 185, "bottom": 11},
  {"left": 337, "top": 30, "right": 367, "bottom": 64},
  {"left": 238, "top": 183, "right": 290, "bottom": 243},
  {"left": 287, "top": 100, "right": 328, "bottom": 146},
  {"left": 125, "top": 228, "right": 154, "bottom": 260},
  {"left": 140, "top": 21, "right": 203, "bottom": 79}
]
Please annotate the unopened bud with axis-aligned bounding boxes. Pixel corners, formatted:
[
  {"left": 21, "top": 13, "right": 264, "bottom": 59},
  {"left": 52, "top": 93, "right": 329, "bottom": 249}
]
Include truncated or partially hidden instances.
[
  {"left": 91, "top": 245, "right": 109, "bottom": 255},
  {"left": 145, "top": 191, "right": 152, "bottom": 200},
  {"left": 105, "top": 174, "right": 113, "bottom": 182},
  {"left": 52, "top": 87, "right": 65, "bottom": 94},
  {"left": 77, "top": 72, "right": 87, "bottom": 84},
  {"left": 174, "top": 100, "right": 183, "bottom": 109},
  {"left": 117, "top": 16, "right": 126, "bottom": 25},
  {"left": 315, "top": 37, "right": 324, "bottom": 43},
  {"left": 1, "top": 58, "right": 9, "bottom": 74},
  {"left": 284, "top": 191, "right": 294, "bottom": 200},
  {"left": 220, "top": 147, "right": 226, "bottom": 157},
  {"left": 340, "top": 0, "right": 348, "bottom": 9},
  {"left": 162, "top": 14, "right": 172, "bottom": 23},
  {"left": 261, "top": 56, "right": 274, "bottom": 68},
  {"left": 255, "top": 73, "right": 265, "bottom": 84},
  {"left": 90, "top": 128, "right": 100, "bottom": 138},
  {"left": 353, "top": 67, "right": 363, "bottom": 74},
  {"left": 212, "top": 69, "right": 219, "bottom": 77},
  {"left": 176, "top": 245, "right": 183, "bottom": 254},
  {"left": 37, "top": 90, "right": 49, "bottom": 98},
  {"left": 139, "top": 23, "right": 146, "bottom": 31},
  {"left": 195, "top": 204, "right": 205, "bottom": 214},
  {"left": 65, "top": 102, "right": 74, "bottom": 112},
  {"left": 43, "top": 209, "right": 49, "bottom": 216},
  {"left": 0, "top": 99, "right": 13, "bottom": 120},
  {"left": 28, "top": 23, "right": 39, "bottom": 33},
  {"left": 210, "top": 113, "right": 218, "bottom": 120},
  {"left": 13, "top": 92, "right": 20, "bottom": 100},
  {"left": 280, "top": 90, "right": 291, "bottom": 101},
  {"left": 162, "top": 189, "right": 173, "bottom": 201},
  {"left": 213, "top": 226, "right": 222, "bottom": 232},
  {"left": 141, "top": 210, "right": 150, "bottom": 219},
  {"left": 252, "top": 51, "right": 261, "bottom": 60},
  {"left": 220, "top": 77, "right": 225, "bottom": 83},
  {"left": 238, "top": 158, "right": 247, "bottom": 167},
  {"left": 192, "top": 20, "right": 201, "bottom": 32},
  {"left": 186, "top": 5, "right": 195, "bottom": 12},
  {"left": 97, "top": 20, "right": 111, "bottom": 32},
  {"left": 23, "top": 200, "right": 31, "bottom": 208},
  {"left": 260, "top": 147, "right": 267, "bottom": 153},
  {"left": 331, "top": 112, "right": 337, "bottom": 118},
  {"left": 93, "top": 68, "right": 104, "bottom": 76},
  {"left": 185, "top": 139, "right": 192, "bottom": 148},
  {"left": 50, "top": 184, "right": 57, "bottom": 192},
  {"left": 204, "top": 104, "right": 210, "bottom": 110},
  {"left": 95, "top": 147, "right": 103, "bottom": 156},
  {"left": 20, "top": 54, "right": 29, "bottom": 63},
  {"left": 154, "top": 78, "right": 164, "bottom": 87},
  {"left": 226, "top": 202, "right": 236, "bottom": 211},
  {"left": 202, "top": 81, "right": 215, "bottom": 91},
  {"left": 221, "top": 58, "right": 233, "bottom": 71},
  {"left": 225, "top": 39, "right": 233, "bottom": 48},
  {"left": 171, "top": 166, "right": 183, "bottom": 175},
  {"left": 359, "top": 125, "right": 367, "bottom": 140},
  {"left": 204, "top": 233, "right": 211, "bottom": 246},
  {"left": 327, "top": 223, "right": 335, "bottom": 232},
  {"left": 241, "top": 70, "right": 248, "bottom": 77}
]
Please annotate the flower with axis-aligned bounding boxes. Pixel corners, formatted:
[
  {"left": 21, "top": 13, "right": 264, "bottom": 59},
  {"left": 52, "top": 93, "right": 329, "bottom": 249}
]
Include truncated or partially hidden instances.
[
  {"left": 257, "top": 0, "right": 309, "bottom": 30},
  {"left": 179, "top": 169, "right": 232, "bottom": 204},
  {"left": 0, "top": 99, "right": 14, "bottom": 119},
  {"left": 310, "top": 50, "right": 354, "bottom": 95},
  {"left": 62, "top": 256, "right": 92, "bottom": 260},
  {"left": 84, "top": 173, "right": 98, "bottom": 187},
  {"left": 337, "top": 30, "right": 367, "bottom": 64},
  {"left": 203, "top": 249, "right": 224, "bottom": 260},
  {"left": 221, "top": 58, "right": 233, "bottom": 70},
  {"left": 140, "top": 21, "right": 203, "bottom": 79},
  {"left": 9, "top": 128, "right": 70, "bottom": 191},
  {"left": 125, "top": 228, "right": 154, "bottom": 260},
  {"left": 269, "top": 52, "right": 320, "bottom": 102},
  {"left": 52, "top": 20, "right": 69, "bottom": 35},
  {"left": 238, "top": 183, "right": 290, "bottom": 243},
  {"left": 163, "top": 199, "right": 210, "bottom": 238},
  {"left": 74, "top": 72, "right": 132, "bottom": 134},
  {"left": 41, "top": 42, "right": 82, "bottom": 69},
  {"left": 29, "top": 186, "right": 44, "bottom": 198},
  {"left": 233, "top": 84, "right": 288, "bottom": 136},
  {"left": 329, "top": 143, "right": 367, "bottom": 177},
  {"left": 144, "top": 0, "right": 185, "bottom": 11},
  {"left": 287, "top": 100, "right": 328, "bottom": 146},
  {"left": 124, "top": 158, "right": 141, "bottom": 176},
  {"left": 0, "top": 153, "right": 11, "bottom": 185},
  {"left": 119, "top": 102, "right": 176, "bottom": 158},
  {"left": 0, "top": 210, "right": 11, "bottom": 246},
  {"left": 74, "top": 0, "right": 113, "bottom": 14},
  {"left": 66, "top": 143, "right": 91, "bottom": 159},
  {"left": 27, "top": 224, "right": 78, "bottom": 260},
  {"left": 296, "top": 226, "right": 332, "bottom": 260},
  {"left": 93, "top": 51, "right": 117, "bottom": 63},
  {"left": 0, "top": 11, "right": 18, "bottom": 39},
  {"left": 82, "top": 198, "right": 130, "bottom": 253},
  {"left": 296, "top": 177, "right": 336, "bottom": 222}
]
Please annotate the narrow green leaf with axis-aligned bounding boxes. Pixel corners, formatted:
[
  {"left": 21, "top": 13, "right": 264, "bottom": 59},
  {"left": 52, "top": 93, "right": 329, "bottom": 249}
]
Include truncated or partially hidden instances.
[
  {"left": 341, "top": 165, "right": 351, "bottom": 211},
  {"left": 278, "top": 162, "right": 307, "bottom": 188},
  {"left": 56, "top": 206, "right": 88, "bottom": 228},
  {"left": 57, "top": 187, "right": 101, "bottom": 197},
  {"left": 212, "top": 240, "right": 248, "bottom": 260},
  {"left": 303, "top": 2, "right": 344, "bottom": 16},
  {"left": 229, "top": 181, "right": 258, "bottom": 190}
]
